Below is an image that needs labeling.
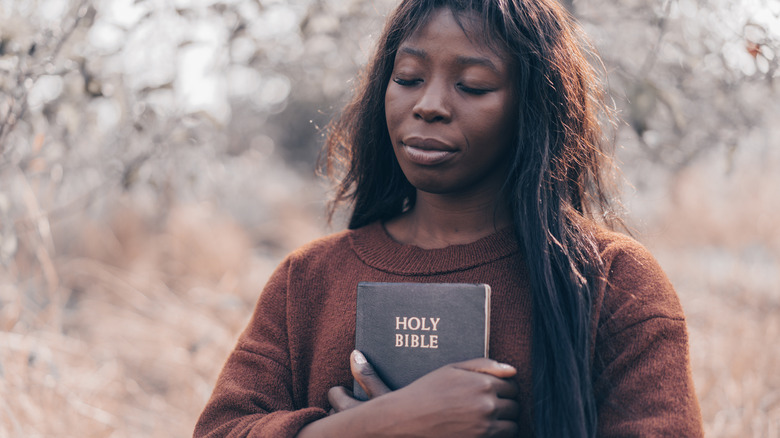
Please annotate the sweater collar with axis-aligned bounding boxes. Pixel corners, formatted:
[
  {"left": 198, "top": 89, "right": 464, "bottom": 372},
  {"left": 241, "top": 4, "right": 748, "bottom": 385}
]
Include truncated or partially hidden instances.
[{"left": 349, "top": 221, "right": 519, "bottom": 275}]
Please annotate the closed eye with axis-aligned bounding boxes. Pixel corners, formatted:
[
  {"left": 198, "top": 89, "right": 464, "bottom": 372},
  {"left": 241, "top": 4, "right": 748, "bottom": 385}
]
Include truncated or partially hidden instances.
[
  {"left": 457, "top": 84, "right": 492, "bottom": 95},
  {"left": 393, "top": 78, "right": 422, "bottom": 87}
]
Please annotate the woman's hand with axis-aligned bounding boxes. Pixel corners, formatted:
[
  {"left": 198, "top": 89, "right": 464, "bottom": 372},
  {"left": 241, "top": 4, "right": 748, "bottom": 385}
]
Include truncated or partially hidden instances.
[
  {"left": 374, "top": 355, "right": 520, "bottom": 437},
  {"left": 328, "top": 350, "right": 392, "bottom": 414},
  {"left": 323, "top": 350, "right": 520, "bottom": 437}
]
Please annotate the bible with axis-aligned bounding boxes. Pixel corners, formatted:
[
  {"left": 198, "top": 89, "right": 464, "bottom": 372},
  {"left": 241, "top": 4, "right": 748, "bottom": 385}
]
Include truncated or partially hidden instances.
[{"left": 353, "top": 281, "right": 491, "bottom": 401}]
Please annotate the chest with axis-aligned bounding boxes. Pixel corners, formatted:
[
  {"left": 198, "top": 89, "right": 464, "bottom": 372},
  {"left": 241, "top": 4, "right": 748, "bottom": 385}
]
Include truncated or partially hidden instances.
[{"left": 287, "top": 264, "right": 534, "bottom": 410}]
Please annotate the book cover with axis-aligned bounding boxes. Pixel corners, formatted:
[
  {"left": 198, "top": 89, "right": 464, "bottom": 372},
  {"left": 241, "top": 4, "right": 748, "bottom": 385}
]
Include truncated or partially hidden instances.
[{"left": 353, "top": 281, "right": 491, "bottom": 401}]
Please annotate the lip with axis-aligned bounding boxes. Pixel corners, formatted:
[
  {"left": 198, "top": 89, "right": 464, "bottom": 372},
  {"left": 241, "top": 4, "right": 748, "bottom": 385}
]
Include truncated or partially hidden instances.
[
  {"left": 402, "top": 137, "right": 456, "bottom": 152},
  {"left": 400, "top": 137, "right": 457, "bottom": 166}
]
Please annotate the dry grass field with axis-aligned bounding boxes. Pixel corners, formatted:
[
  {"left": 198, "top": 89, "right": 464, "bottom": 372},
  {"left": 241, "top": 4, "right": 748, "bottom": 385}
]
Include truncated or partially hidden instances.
[
  {"left": 1, "top": 149, "right": 778, "bottom": 437},
  {"left": 644, "top": 151, "right": 780, "bottom": 438}
]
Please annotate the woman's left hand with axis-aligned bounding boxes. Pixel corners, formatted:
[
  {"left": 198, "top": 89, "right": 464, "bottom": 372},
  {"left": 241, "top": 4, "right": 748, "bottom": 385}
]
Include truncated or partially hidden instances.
[{"left": 328, "top": 350, "right": 391, "bottom": 414}]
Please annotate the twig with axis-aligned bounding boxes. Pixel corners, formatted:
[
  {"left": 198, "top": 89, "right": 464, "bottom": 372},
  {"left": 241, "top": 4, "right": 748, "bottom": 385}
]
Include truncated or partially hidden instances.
[
  {"left": 637, "top": 0, "right": 673, "bottom": 78},
  {"left": 0, "top": 0, "right": 92, "bottom": 151}
]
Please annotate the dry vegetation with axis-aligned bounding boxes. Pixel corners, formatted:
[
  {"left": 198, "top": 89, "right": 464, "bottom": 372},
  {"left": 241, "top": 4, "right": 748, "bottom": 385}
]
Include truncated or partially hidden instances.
[
  {"left": 1, "top": 195, "right": 326, "bottom": 437},
  {"left": 642, "top": 149, "right": 780, "bottom": 438}
]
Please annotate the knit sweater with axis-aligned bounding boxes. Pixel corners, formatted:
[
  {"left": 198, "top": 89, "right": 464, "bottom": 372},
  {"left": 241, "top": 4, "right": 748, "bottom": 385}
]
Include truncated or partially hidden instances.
[{"left": 194, "top": 221, "right": 703, "bottom": 437}]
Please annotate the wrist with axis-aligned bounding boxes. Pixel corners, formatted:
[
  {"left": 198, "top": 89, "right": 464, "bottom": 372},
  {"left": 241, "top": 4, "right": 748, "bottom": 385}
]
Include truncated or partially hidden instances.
[{"left": 296, "top": 399, "right": 387, "bottom": 438}]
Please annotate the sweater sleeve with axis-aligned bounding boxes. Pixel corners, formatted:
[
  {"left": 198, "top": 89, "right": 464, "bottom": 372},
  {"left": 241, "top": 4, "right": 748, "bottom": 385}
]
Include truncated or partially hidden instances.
[
  {"left": 193, "top": 257, "right": 328, "bottom": 438},
  {"left": 593, "top": 237, "right": 704, "bottom": 437}
]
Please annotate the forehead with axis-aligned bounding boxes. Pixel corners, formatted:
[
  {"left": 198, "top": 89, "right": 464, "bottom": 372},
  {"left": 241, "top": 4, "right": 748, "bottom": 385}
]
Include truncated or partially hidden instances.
[{"left": 399, "top": 8, "right": 509, "bottom": 64}]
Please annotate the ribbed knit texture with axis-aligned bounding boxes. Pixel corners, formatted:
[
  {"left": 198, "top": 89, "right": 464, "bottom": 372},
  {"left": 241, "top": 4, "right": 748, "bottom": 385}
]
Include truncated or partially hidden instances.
[{"left": 194, "top": 222, "right": 703, "bottom": 437}]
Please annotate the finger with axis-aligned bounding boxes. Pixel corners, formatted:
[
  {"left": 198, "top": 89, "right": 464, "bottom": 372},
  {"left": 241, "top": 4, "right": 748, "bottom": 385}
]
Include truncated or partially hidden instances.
[
  {"left": 493, "top": 398, "right": 521, "bottom": 421},
  {"left": 491, "top": 420, "right": 519, "bottom": 438},
  {"left": 327, "top": 386, "right": 362, "bottom": 413},
  {"left": 351, "top": 350, "right": 392, "bottom": 399},
  {"left": 451, "top": 357, "right": 517, "bottom": 378},
  {"left": 492, "top": 377, "right": 519, "bottom": 399}
]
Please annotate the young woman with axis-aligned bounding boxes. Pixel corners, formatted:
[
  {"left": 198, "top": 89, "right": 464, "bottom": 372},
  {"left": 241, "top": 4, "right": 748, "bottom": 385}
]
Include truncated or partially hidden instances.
[{"left": 194, "top": 0, "right": 703, "bottom": 436}]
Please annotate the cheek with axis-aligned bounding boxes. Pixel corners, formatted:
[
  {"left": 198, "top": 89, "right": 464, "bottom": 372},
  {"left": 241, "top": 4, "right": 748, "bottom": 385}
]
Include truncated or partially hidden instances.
[
  {"left": 490, "top": 97, "right": 518, "bottom": 142},
  {"left": 469, "top": 106, "right": 513, "bottom": 143},
  {"left": 466, "top": 106, "right": 517, "bottom": 160},
  {"left": 384, "top": 88, "right": 403, "bottom": 134}
]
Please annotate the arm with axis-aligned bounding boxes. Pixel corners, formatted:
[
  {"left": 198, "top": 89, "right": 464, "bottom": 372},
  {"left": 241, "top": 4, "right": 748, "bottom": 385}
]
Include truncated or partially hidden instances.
[
  {"left": 193, "top": 258, "right": 327, "bottom": 438},
  {"left": 593, "top": 237, "right": 703, "bottom": 437},
  {"left": 299, "top": 352, "right": 521, "bottom": 438},
  {"left": 594, "top": 316, "right": 701, "bottom": 437}
]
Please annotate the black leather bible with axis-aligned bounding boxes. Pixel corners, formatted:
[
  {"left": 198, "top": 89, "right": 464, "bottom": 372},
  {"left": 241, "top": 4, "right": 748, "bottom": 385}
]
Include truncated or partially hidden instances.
[{"left": 353, "top": 281, "right": 491, "bottom": 401}]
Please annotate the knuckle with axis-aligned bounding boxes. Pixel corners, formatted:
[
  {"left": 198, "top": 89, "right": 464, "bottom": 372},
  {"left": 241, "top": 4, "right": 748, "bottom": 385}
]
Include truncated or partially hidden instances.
[
  {"left": 477, "top": 375, "right": 495, "bottom": 393},
  {"left": 470, "top": 396, "right": 493, "bottom": 418},
  {"left": 358, "top": 366, "right": 377, "bottom": 378},
  {"left": 481, "top": 398, "right": 498, "bottom": 416},
  {"left": 327, "top": 387, "right": 343, "bottom": 400},
  {"left": 475, "top": 418, "right": 493, "bottom": 435}
]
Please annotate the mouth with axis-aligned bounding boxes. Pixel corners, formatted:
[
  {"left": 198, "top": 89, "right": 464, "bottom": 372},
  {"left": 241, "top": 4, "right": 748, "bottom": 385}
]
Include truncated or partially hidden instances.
[{"left": 401, "top": 137, "right": 457, "bottom": 166}]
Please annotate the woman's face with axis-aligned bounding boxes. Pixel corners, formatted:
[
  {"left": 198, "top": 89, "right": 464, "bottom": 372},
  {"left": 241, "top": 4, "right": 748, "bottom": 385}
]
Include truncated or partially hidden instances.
[{"left": 384, "top": 8, "right": 517, "bottom": 197}]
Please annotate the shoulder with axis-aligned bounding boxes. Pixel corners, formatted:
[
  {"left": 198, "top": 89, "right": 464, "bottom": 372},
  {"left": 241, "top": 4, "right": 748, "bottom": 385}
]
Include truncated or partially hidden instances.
[
  {"left": 592, "top": 227, "right": 671, "bottom": 286},
  {"left": 278, "top": 227, "right": 358, "bottom": 272},
  {"left": 284, "top": 221, "right": 394, "bottom": 269},
  {"left": 288, "top": 227, "right": 353, "bottom": 258},
  {"left": 258, "top": 227, "right": 359, "bottom": 299},
  {"left": 277, "top": 222, "right": 392, "bottom": 271},
  {"left": 589, "top": 226, "right": 686, "bottom": 335}
]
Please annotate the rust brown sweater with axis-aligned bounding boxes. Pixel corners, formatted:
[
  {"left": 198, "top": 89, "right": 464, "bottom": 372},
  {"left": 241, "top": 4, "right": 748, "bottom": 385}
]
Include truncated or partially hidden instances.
[{"left": 194, "top": 222, "right": 703, "bottom": 437}]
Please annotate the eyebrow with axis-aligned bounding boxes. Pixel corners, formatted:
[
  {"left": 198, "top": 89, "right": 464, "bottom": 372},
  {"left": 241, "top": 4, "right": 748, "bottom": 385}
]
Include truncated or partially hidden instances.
[
  {"left": 399, "top": 46, "right": 428, "bottom": 60},
  {"left": 455, "top": 55, "right": 499, "bottom": 73},
  {"left": 398, "top": 46, "right": 501, "bottom": 74}
]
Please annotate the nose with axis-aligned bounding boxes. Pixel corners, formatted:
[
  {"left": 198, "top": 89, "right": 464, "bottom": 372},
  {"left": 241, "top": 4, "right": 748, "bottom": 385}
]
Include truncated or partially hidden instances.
[{"left": 413, "top": 81, "right": 451, "bottom": 123}]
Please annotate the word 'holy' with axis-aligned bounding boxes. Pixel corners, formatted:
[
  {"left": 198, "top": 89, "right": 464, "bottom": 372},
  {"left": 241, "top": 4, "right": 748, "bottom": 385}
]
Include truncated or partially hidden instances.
[{"left": 395, "top": 317, "right": 440, "bottom": 349}]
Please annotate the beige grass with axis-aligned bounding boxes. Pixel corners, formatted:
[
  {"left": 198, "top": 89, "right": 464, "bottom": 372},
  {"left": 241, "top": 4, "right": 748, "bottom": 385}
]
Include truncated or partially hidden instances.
[
  {"left": 643, "top": 153, "right": 780, "bottom": 438},
  {"left": 0, "top": 200, "right": 322, "bottom": 437}
]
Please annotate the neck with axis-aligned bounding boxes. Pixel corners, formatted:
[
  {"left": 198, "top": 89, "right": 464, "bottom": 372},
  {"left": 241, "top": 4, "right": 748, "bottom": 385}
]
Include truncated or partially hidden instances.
[{"left": 385, "top": 188, "right": 512, "bottom": 249}]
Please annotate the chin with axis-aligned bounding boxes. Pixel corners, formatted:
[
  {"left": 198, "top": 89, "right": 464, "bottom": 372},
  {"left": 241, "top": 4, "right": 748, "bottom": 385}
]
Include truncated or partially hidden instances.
[{"left": 406, "top": 178, "right": 461, "bottom": 196}]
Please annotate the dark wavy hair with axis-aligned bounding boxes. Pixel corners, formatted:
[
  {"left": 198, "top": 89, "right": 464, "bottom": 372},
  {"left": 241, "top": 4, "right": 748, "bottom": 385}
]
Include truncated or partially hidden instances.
[{"left": 322, "top": 0, "right": 619, "bottom": 436}]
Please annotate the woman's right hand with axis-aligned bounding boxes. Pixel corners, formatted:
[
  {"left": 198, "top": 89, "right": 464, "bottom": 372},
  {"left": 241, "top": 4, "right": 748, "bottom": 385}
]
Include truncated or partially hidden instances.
[
  {"left": 307, "top": 351, "right": 520, "bottom": 438},
  {"left": 370, "top": 356, "right": 520, "bottom": 437}
]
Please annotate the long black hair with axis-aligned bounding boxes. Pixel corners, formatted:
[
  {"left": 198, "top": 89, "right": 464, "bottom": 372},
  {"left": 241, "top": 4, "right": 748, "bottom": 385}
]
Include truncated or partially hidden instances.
[{"left": 323, "top": 0, "right": 619, "bottom": 436}]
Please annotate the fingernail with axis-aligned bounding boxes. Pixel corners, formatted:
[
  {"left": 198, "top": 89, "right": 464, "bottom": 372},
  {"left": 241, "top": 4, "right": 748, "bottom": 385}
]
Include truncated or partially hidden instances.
[
  {"left": 498, "top": 363, "right": 515, "bottom": 370},
  {"left": 352, "top": 350, "right": 367, "bottom": 365}
]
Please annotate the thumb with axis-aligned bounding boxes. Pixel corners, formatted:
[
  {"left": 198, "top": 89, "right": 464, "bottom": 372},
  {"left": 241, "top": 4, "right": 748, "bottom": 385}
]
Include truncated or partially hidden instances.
[
  {"left": 451, "top": 357, "right": 517, "bottom": 378},
  {"left": 351, "top": 350, "right": 392, "bottom": 399}
]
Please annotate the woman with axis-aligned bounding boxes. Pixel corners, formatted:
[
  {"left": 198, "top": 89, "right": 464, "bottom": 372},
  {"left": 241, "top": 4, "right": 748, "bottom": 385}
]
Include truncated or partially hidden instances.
[{"left": 194, "top": 0, "right": 703, "bottom": 436}]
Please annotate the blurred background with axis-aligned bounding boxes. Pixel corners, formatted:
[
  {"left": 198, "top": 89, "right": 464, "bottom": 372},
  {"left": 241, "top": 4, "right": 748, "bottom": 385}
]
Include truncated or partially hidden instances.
[{"left": 0, "top": 0, "right": 778, "bottom": 436}]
